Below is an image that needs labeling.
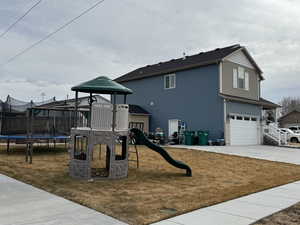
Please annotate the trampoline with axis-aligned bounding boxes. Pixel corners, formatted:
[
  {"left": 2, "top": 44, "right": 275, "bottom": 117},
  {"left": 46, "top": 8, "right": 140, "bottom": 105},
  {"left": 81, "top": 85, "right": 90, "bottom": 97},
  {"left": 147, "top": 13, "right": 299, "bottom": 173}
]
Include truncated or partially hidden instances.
[
  {"left": 0, "top": 135, "right": 70, "bottom": 163},
  {"left": 0, "top": 95, "right": 89, "bottom": 163},
  {"left": 0, "top": 135, "right": 69, "bottom": 140}
]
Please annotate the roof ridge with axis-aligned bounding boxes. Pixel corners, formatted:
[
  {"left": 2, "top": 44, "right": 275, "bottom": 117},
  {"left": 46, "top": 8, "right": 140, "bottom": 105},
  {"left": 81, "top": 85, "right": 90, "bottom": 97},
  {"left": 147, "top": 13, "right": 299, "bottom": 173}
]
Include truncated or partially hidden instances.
[
  {"left": 138, "top": 44, "right": 241, "bottom": 70},
  {"left": 115, "top": 44, "right": 242, "bottom": 83}
]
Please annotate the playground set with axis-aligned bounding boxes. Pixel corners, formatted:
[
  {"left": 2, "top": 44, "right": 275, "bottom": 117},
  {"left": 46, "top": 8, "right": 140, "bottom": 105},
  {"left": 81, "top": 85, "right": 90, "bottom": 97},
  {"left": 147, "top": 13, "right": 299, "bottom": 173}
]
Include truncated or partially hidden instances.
[
  {"left": 69, "top": 76, "right": 192, "bottom": 179},
  {"left": 0, "top": 76, "right": 192, "bottom": 178}
]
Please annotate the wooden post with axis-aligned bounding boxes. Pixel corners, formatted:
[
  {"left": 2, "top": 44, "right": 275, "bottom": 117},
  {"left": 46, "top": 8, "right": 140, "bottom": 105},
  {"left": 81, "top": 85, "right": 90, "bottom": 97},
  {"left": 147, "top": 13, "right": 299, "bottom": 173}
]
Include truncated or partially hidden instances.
[{"left": 123, "top": 94, "right": 127, "bottom": 104}]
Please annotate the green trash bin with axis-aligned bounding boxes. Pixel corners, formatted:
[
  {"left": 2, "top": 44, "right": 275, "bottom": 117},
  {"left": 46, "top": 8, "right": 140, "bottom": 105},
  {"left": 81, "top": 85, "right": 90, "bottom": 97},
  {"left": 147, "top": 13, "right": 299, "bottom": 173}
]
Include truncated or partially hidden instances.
[
  {"left": 184, "top": 131, "right": 193, "bottom": 145},
  {"left": 193, "top": 131, "right": 199, "bottom": 145},
  {"left": 199, "top": 131, "right": 209, "bottom": 145},
  {"left": 196, "top": 131, "right": 203, "bottom": 145}
]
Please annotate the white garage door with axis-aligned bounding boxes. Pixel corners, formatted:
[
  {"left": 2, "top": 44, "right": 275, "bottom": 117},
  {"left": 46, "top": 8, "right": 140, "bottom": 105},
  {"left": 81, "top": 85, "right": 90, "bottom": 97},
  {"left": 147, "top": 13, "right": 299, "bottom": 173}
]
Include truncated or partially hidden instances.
[{"left": 230, "top": 115, "right": 260, "bottom": 145}]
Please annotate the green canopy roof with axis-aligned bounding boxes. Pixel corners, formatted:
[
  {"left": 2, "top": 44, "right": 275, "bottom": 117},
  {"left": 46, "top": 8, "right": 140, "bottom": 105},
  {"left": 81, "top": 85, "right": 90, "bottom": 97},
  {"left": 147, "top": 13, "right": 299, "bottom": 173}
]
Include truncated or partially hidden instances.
[{"left": 71, "top": 76, "right": 133, "bottom": 94}]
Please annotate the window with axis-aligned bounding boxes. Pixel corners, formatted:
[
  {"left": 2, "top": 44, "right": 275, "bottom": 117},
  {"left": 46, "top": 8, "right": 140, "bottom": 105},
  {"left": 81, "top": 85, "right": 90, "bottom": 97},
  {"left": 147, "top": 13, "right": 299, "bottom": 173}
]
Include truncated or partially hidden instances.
[
  {"left": 129, "top": 122, "right": 144, "bottom": 131},
  {"left": 164, "top": 74, "right": 176, "bottom": 89},
  {"left": 238, "top": 67, "right": 245, "bottom": 89},
  {"left": 233, "top": 67, "right": 249, "bottom": 90},
  {"left": 289, "top": 127, "right": 297, "bottom": 131},
  {"left": 74, "top": 135, "right": 88, "bottom": 160}
]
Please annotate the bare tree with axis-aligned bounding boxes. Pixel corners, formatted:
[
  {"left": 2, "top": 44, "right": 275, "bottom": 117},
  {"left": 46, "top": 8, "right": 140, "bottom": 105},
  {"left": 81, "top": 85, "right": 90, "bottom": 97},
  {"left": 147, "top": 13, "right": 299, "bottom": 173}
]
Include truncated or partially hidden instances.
[{"left": 279, "top": 97, "right": 300, "bottom": 115}]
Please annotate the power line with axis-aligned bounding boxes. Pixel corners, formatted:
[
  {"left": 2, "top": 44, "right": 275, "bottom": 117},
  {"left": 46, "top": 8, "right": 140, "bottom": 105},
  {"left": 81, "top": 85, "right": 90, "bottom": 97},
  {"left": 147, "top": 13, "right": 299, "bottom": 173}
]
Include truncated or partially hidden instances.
[
  {"left": 2, "top": 0, "right": 106, "bottom": 67},
  {"left": 0, "top": 0, "right": 43, "bottom": 38}
]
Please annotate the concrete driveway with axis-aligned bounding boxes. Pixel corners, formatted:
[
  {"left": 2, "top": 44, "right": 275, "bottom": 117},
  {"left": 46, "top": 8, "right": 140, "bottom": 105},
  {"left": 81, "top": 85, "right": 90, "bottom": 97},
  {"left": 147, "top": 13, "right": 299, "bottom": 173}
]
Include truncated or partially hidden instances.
[{"left": 171, "top": 145, "right": 300, "bottom": 165}]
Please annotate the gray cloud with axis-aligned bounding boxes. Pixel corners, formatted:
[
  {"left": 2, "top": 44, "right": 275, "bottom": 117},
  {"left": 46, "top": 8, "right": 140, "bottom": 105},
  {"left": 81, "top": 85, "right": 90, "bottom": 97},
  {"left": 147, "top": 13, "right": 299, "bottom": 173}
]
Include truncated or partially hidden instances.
[{"left": 0, "top": 0, "right": 299, "bottom": 102}]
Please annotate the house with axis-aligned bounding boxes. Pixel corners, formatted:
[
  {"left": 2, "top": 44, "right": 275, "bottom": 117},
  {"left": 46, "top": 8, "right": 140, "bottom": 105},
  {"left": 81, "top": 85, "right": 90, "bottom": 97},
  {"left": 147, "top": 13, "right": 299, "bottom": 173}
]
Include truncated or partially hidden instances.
[
  {"left": 38, "top": 96, "right": 151, "bottom": 133},
  {"left": 128, "top": 105, "right": 150, "bottom": 133},
  {"left": 278, "top": 110, "right": 300, "bottom": 128},
  {"left": 115, "top": 44, "right": 279, "bottom": 145}
]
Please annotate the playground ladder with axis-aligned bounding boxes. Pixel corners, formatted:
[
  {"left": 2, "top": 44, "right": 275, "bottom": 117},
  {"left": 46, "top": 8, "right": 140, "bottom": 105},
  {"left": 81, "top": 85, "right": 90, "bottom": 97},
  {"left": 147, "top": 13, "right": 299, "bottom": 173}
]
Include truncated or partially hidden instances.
[{"left": 129, "top": 144, "right": 139, "bottom": 168}]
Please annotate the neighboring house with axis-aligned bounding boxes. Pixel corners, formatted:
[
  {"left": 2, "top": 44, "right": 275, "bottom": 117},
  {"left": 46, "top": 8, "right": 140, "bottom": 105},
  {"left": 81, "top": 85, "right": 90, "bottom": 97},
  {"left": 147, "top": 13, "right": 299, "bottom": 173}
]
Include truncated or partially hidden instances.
[
  {"left": 278, "top": 110, "right": 300, "bottom": 128},
  {"left": 129, "top": 105, "right": 150, "bottom": 133},
  {"left": 115, "top": 44, "right": 279, "bottom": 145},
  {"left": 40, "top": 96, "right": 151, "bottom": 133},
  {"left": 39, "top": 95, "right": 110, "bottom": 109}
]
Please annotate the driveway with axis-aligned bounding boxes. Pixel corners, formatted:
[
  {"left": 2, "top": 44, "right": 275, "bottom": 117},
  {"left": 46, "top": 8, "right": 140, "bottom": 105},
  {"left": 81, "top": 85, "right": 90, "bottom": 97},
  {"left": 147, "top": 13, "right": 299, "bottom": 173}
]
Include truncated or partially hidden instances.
[{"left": 171, "top": 145, "right": 300, "bottom": 165}]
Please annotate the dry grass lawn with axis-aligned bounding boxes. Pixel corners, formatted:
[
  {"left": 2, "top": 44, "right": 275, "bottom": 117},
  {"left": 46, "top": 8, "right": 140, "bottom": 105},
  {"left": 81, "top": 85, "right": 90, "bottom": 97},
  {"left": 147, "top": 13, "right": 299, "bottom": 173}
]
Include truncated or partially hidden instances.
[{"left": 1, "top": 144, "right": 300, "bottom": 225}]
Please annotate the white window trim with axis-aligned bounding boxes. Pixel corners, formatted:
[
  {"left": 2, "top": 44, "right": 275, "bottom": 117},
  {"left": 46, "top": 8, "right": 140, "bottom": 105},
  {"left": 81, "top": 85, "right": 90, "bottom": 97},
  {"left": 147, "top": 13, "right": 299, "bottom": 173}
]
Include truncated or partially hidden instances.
[
  {"left": 229, "top": 113, "right": 259, "bottom": 121},
  {"left": 233, "top": 68, "right": 238, "bottom": 89},
  {"left": 219, "top": 62, "right": 223, "bottom": 92},
  {"left": 245, "top": 72, "right": 249, "bottom": 91},
  {"left": 233, "top": 66, "right": 249, "bottom": 91},
  {"left": 164, "top": 73, "right": 176, "bottom": 89}
]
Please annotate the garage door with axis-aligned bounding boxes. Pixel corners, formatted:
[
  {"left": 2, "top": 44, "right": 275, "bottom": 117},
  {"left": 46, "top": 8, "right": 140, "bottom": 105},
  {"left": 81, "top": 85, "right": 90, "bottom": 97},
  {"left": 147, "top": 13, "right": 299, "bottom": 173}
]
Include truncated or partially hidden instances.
[{"left": 230, "top": 115, "right": 260, "bottom": 145}]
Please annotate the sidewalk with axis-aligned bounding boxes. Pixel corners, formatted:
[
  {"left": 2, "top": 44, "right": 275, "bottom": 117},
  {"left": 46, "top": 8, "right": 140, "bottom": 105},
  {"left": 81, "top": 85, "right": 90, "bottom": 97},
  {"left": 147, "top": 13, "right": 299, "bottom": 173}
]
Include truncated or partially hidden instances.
[
  {"left": 152, "top": 181, "right": 300, "bottom": 225},
  {"left": 170, "top": 145, "right": 300, "bottom": 165},
  {"left": 0, "top": 174, "right": 127, "bottom": 225}
]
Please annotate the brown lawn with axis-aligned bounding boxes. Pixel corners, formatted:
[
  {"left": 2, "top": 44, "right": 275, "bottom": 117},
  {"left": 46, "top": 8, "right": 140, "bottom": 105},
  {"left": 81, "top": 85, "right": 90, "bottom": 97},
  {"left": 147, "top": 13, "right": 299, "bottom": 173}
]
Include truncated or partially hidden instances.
[{"left": 1, "top": 144, "right": 300, "bottom": 225}]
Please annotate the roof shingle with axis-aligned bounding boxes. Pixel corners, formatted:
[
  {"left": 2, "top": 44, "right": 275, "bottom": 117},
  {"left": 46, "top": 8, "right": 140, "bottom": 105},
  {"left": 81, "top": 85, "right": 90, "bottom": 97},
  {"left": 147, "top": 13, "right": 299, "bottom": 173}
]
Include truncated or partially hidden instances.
[
  {"left": 129, "top": 105, "right": 150, "bottom": 115},
  {"left": 115, "top": 44, "right": 243, "bottom": 83}
]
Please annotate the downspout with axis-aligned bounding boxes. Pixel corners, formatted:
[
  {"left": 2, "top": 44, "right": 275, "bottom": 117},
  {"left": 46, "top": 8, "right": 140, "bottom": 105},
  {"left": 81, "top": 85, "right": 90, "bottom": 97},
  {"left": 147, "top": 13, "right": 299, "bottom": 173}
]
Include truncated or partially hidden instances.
[{"left": 219, "top": 60, "right": 227, "bottom": 144}]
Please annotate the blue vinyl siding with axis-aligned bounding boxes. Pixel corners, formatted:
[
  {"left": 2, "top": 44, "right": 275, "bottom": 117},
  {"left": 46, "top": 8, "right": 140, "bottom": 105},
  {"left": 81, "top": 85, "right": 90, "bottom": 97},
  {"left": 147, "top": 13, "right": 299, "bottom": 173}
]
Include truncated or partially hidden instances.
[
  {"left": 226, "top": 101, "right": 262, "bottom": 118},
  {"left": 119, "top": 64, "right": 224, "bottom": 140}
]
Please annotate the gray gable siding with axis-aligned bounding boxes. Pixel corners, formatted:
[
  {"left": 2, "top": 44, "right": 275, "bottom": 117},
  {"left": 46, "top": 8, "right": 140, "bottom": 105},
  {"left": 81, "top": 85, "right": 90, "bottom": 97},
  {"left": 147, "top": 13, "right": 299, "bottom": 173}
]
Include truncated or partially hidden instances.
[
  {"left": 119, "top": 64, "right": 224, "bottom": 140},
  {"left": 222, "top": 61, "right": 260, "bottom": 100}
]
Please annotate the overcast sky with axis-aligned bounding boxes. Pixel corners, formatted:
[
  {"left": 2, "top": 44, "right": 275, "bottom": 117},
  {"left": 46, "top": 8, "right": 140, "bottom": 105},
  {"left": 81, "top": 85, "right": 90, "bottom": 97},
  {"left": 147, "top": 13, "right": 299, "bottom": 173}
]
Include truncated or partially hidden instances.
[{"left": 0, "top": 0, "right": 299, "bottom": 103}]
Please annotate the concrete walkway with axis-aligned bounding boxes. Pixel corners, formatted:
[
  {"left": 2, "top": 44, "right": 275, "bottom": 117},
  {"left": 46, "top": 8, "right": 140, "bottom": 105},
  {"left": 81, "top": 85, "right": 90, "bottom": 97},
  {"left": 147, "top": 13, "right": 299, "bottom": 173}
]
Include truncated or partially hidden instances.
[
  {"left": 0, "top": 175, "right": 127, "bottom": 225},
  {"left": 170, "top": 145, "right": 300, "bottom": 165},
  {"left": 152, "top": 181, "right": 300, "bottom": 225}
]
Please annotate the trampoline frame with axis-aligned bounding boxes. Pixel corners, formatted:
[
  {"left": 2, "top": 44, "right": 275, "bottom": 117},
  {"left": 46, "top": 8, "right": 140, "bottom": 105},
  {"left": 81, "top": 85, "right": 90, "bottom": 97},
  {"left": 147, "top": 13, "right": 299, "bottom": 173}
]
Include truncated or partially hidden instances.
[{"left": 0, "top": 105, "right": 88, "bottom": 163}]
